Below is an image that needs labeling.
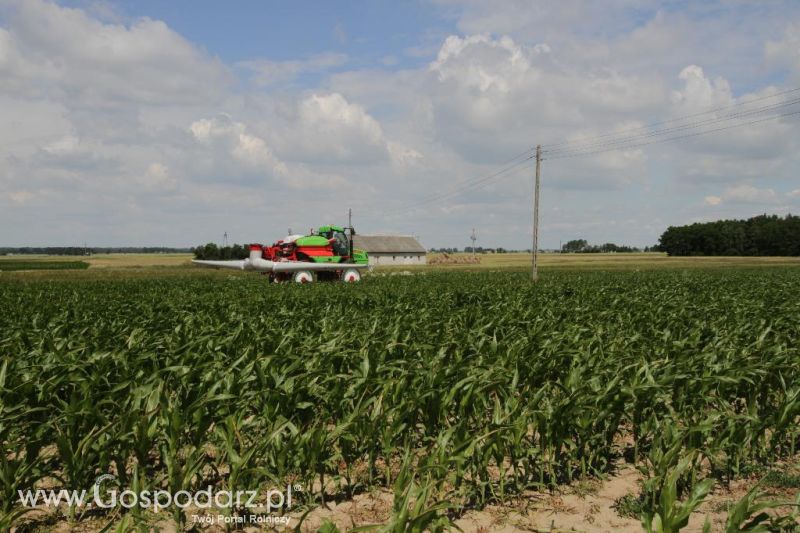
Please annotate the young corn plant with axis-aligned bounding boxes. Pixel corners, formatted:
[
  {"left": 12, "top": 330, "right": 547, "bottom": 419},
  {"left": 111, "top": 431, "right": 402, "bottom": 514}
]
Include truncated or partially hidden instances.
[
  {"left": 157, "top": 395, "right": 210, "bottom": 529},
  {"left": 380, "top": 455, "right": 455, "bottom": 533},
  {"left": 721, "top": 485, "right": 800, "bottom": 532},
  {"left": 213, "top": 414, "right": 267, "bottom": 526},
  {"left": 640, "top": 456, "right": 714, "bottom": 533},
  {"left": 1, "top": 268, "right": 799, "bottom": 530},
  {"left": 54, "top": 421, "right": 113, "bottom": 521},
  {"left": 0, "top": 442, "right": 41, "bottom": 530}
]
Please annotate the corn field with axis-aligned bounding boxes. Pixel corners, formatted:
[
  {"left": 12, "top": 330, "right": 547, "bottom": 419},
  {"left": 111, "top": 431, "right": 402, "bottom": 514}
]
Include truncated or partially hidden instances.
[{"left": 1, "top": 269, "right": 799, "bottom": 530}]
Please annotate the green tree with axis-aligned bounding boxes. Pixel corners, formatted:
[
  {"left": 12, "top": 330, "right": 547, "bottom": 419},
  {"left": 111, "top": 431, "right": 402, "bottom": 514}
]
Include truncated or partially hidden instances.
[
  {"left": 658, "top": 214, "right": 800, "bottom": 256},
  {"left": 562, "top": 239, "right": 588, "bottom": 253}
]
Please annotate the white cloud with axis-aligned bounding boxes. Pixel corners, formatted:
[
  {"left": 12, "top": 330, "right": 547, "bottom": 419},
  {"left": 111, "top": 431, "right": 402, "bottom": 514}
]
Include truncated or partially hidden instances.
[
  {"left": 664, "top": 65, "right": 795, "bottom": 167},
  {"left": 270, "top": 92, "right": 391, "bottom": 164},
  {"left": 672, "top": 65, "right": 732, "bottom": 111},
  {"left": 189, "top": 115, "right": 288, "bottom": 179},
  {"left": 9, "top": 190, "right": 35, "bottom": 204},
  {"left": 300, "top": 93, "right": 383, "bottom": 145},
  {"left": 417, "top": 32, "right": 661, "bottom": 193},
  {"left": 2, "top": 0, "right": 799, "bottom": 249},
  {"left": 717, "top": 184, "right": 778, "bottom": 205},
  {"left": 137, "top": 162, "right": 177, "bottom": 192},
  {"left": 766, "top": 24, "right": 800, "bottom": 82},
  {"left": 430, "top": 34, "right": 542, "bottom": 92},
  {"left": 387, "top": 142, "right": 423, "bottom": 167},
  {"left": 42, "top": 135, "right": 81, "bottom": 155},
  {"left": 1, "top": 0, "right": 228, "bottom": 105}
]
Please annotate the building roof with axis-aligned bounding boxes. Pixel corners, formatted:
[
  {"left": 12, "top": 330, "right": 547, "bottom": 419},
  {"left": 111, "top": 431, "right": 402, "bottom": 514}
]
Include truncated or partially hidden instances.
[{"left": 353, "top": 235, "right": 426, "bottom": 254}]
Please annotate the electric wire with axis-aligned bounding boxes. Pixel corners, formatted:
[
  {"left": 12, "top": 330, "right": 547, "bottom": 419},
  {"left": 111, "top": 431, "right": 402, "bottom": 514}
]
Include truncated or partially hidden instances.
[
  {"left": 544, "top": 108, "right": 800, "bottom": 160},
  {"left": 541, "top": 85, "right": 800, "bottom": 150},
  {"left": 357, "top": 150, "right": 536, "bottom": 219},
  {"left": 357, "top": 87, "right": 800, "bottom": 221},
  {"left": 543, "top": 96, "right": 800, "bottom": 156},
  {"left": 360, "top": 100, "right": 800, "bottom": 217},
  {"left": 384, "top": 155, "right": 534, "bottom": 215},
  {"left": 544, "top": 96, "right": 800, "bottom": 155}
]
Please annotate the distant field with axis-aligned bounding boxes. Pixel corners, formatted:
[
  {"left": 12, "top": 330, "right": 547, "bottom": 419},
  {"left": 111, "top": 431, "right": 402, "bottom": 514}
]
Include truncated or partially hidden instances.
[
  {"left": 0, "top": 259, "right": 89, "bottom": 271},
  {"left": 2, "top": 252, "right": 799, "bottom": 274},
  {"left": 84, "top": 253, "right": 193, "bottom": 268},
  {"left": 0, "top": 253, "right": 193, "bottom": 269},
  {"left": 419, "top": 252, "right": 800, "bottom": 270}
]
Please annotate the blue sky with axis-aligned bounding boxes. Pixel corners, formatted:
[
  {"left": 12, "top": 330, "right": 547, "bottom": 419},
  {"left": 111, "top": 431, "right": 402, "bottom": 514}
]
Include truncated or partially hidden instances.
[
  {"left": 105, "top": 1, "right": 443, "bottom": 65},
  {"left": 1, "top": 0, "right": 799, "bottom": 249}
]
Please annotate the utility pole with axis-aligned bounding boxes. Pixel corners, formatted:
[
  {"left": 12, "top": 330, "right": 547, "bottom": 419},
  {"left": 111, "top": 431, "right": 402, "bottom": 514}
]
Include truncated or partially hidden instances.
[
  {"left": 470, "top": 228, "right": 477, "bottom": 258},
  {"left": 532, "top": 144, "right": 542, "bottom": 281},
  {"left": 348, "top": 208, "right": 352, "bottom": 229}
]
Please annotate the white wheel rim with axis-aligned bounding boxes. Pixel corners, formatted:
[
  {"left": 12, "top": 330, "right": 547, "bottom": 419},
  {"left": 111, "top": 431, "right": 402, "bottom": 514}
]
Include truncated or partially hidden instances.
[
  {"left": 294, "top": 271, "right": 313, "bottom": 283},
  {"left": 343, "top": 269, "right": 360, "bottom": 282}
]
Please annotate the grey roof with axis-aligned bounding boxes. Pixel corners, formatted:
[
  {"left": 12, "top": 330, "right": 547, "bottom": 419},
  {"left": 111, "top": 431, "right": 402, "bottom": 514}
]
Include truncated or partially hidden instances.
[{"left": 353, "top": 235, "right": 426, "bottom": 254}]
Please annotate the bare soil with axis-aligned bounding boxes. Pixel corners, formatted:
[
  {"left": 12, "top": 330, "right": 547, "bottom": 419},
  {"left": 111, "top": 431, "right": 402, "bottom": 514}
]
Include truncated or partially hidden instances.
[{"left": 15, "top": 462, "right": 799, "bottom": 532}]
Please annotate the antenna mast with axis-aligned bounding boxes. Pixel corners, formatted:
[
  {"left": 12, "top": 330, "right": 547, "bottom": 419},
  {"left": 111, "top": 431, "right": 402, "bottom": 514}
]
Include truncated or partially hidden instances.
[{"left": 470, "top": 228, "right": 477, "bottom": 258}]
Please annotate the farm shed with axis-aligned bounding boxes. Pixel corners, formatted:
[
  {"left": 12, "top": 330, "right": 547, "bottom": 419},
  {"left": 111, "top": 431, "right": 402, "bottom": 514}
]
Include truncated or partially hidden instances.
[{"left": 352, "top": 235, "right": 427, "bottom": 266}]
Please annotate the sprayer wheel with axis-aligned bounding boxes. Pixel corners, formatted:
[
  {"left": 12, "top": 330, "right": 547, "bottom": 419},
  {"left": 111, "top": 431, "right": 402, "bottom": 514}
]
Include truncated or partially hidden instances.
[
  {"left": 342, "top": 268, "right": 361, "bottom": 283},
  {"left": 292, "top": 270, "right": 314, "bottom": 283}
]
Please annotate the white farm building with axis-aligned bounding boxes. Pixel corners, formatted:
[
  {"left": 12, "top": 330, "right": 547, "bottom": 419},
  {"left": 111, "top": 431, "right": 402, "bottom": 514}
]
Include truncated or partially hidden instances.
[{"left": 352, "top": 235, "right": 427, "bottom": 266}]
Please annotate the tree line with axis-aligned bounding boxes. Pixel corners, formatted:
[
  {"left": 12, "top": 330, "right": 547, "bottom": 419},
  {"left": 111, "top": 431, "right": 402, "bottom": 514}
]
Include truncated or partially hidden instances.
[
  {"left": 561, "top": 239, "right": 644, "bottom": 253},
  {"left": 0, "top": 246, "right": 191, "bottom": 256},
  {"left": 658, "top": 214, "right": 800, "bottom": 256},
  {"left": 193, "top": 243, "right": 250, "bottom": 260}
]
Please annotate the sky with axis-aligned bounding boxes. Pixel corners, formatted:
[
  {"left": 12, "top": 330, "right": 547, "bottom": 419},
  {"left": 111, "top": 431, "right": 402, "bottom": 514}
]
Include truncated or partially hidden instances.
[{"left": 1, "top": 0, "right": 799, "bottom": 249}]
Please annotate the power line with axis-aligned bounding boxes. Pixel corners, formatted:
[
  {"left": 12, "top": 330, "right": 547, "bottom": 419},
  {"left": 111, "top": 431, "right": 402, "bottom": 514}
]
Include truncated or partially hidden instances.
[
  {"left": 541, "top": 84, "right": 800, "bottom": 150},
  {"left": 544, "top": 96, "right": 800, "bottom": 155},
  {"left": 385, "top": 156, "right": 533, "bottom": 215},
  {"left": 357, "top": 104, "right": 798, "bottom": 218},
  {"left": 544, "top": 108, "right": 800, "bottom": 161},
  {"left": 358, "top": 152, "right": 535, "bottom": 220},
  {"left": 544, "top": 96, "right": 800, "bottom": 156},
  {"left": 357, "top": 86, "right": 800, "bottom": 231}
]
